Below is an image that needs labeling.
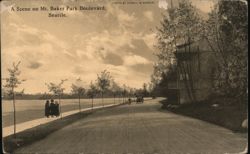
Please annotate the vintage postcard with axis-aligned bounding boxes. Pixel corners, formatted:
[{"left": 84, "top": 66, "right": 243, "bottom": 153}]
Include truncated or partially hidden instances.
[{"left": 1, "top": 0, "right": 248, "bottom": 153}]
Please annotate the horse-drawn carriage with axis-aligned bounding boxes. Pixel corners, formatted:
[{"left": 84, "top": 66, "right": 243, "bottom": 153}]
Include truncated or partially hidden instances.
[{"left": 136, "top": 96, "right": 144, "bottom": 104}]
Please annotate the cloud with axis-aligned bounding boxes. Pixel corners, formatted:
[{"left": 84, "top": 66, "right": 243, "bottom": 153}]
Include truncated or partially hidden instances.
[
  {"left": 158, "top": 0, "right": 168, "bottom": 10},
  {"left": 1, "top": 1, "right": 162, "bottom": 93},
  {"left": 143, "top": 33, "right": 157, "bottom": 50},
  {"left": 143, "top": 11, "right": 154, "bottom": 22},
  {"left": 73, "top": 65, "right": 87, "bottom": 75},
  {"left": 28, "top": 61, "right": 43, "bottom": 69},
  {"left": 124, "top": 55, "right": 151, "bottom": 66},
  {"left": 118, "top": 11, "right": 136, "bottom": 23},
  {"left": 130, "top": 63, "right": 154, "bottom": 75},
  {"left": 75, "top": 49, "right": 93, "bottom": 59},
  {"left": 2, "top": 21, "right": 77, "bottom": 90},
  {"left": 130, "top": 39, "right": 156, "bottom": 61},
  {"left": 105, "top": 4, "right": 137, "bottom": 29},
  {"left": 4, "top": 23, "right": 68, "bottom": 50},
  {"left": 102, "top": 52, "right": 124, "bottom": 66},
  {"left": 72, "top": 29, "right": 136, "bottom": 59}
]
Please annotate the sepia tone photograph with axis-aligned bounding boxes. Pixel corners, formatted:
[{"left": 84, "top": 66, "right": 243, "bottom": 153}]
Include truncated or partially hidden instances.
[{"left": 1, "top": 0, "right": 248, "bottom": 153}]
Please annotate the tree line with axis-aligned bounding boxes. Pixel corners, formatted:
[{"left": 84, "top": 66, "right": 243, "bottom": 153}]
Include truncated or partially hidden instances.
[
  {"left": 2, "top": 63, "right": 151, "bottom": 138},
  {"left": 150, "top": 0, "right": 247, "bottom": 102},
  {"left": 3, "top": 68, "right": 151, "bottom": 100}
]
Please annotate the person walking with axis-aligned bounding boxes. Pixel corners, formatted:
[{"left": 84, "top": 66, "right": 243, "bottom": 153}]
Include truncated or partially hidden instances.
[
  {"left": 50, "top": 99, "right": 56, "bottom": 117},
  {"left": 55, "top": 101, "right": 60, "bottom": 117},
  {"left": 128, "top": 98, "right": 132, "bottom": 105},
  {"left": 45, "top": 100, "right": 50, "bottom": 118}
]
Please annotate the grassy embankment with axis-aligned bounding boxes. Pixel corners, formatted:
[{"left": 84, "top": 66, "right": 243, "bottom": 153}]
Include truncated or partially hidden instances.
[{"left": 161, "top": 97, "right": 248, "bottom": 133}]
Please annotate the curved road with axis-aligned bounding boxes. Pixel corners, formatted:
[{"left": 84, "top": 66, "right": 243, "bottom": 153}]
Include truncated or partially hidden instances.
[{"left": 15, "top": 98, "right": 247, "bottom": 154}]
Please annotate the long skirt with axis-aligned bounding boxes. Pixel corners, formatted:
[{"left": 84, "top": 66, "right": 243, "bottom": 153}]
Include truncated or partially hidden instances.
[{"left": 45, "top": 106, "right": 50, "bottom": 117}]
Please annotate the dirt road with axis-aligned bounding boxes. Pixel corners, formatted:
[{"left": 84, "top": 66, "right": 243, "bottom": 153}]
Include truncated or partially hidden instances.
[{"left": 15, "top": 98, "right": 247, "bottom": 154}]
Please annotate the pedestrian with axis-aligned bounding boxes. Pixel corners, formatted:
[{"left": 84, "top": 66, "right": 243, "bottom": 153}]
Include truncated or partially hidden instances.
[
  {"left": 128, "top": 98, "right": 132, "bottom": 105},
  {"left": 50, "top": 99, "right": 56, "bottom": 117},
  {"left": 55, "top": 101, "right": 60, "bottom": 117},
  {"left": 45, "top": 100, "right": 50, "bottom": 118}
]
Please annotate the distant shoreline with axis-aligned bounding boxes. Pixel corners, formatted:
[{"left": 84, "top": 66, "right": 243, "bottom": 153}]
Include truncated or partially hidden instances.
[{"left": 2, "top": 96, "right": 135, "bottom": 101}]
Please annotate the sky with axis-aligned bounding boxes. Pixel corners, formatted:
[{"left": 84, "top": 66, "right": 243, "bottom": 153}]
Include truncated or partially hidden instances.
[{"left": 1, "top": 0, "right": 214, "bottom": 94}]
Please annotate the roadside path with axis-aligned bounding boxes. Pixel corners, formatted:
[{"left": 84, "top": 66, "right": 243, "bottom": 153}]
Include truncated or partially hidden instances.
[{"left": 3, "top": 103, "right": 121, "bottom": 138}]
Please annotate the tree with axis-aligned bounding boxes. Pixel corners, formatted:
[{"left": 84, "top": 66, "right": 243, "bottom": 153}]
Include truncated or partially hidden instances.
[
  {"left": 71, "top": 78, "right": 85, "bottom": 113},
  {"left": 96, "top": 70, "right": 112, "bottom": 106},
  {"left": 45, "top": 79, "right": 67, "bottom": 118},
  {"left": 110, "top": 80, "right": 121, "bottom": 104},
  {"left": 122, "top": 84, "right": 128, "bottom": 103},
  {"left": 3, "top": 61, "right": 25, "bottom": 138},
  {"left": 87, "top": 81, "right": 99, "bottom": 110},
  {"left": 152, "top": 0, "right": 203, "bottom": 102},
  {"left": 142, "top": 83, "right": 149, "bottom": 97},
  {"left": 128, "top": 87, "right": 135, "bottom": 99},
  {"left": 114, "top": 84, "right": 123, "bottom": 103},
  {"left": 204, "top": 1, "right": 247, "bottom": 98}
]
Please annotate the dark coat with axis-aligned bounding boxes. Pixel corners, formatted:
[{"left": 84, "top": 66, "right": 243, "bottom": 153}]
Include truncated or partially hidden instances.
[
  {"left": 50, "top": 102, "right": 56, "bottom": 116},
  {"left": 55, "top": 103, "right": 60, "bottom": 116},
  {"left": 45, "top": 101, "right": 50, "bottom": 117}
]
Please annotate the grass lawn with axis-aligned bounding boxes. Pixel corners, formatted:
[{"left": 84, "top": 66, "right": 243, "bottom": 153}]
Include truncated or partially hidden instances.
[{"left": 160, "top": 97, "right": 248, "bottom": 133}]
